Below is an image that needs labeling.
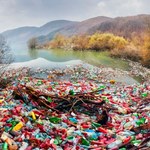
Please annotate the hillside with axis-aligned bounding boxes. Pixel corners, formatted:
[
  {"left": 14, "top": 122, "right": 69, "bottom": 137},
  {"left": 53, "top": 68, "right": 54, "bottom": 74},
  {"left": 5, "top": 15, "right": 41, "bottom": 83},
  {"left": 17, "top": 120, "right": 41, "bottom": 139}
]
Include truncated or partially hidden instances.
[
  {"left": 33, "top": 20, "right": 77, "bottom": 36},
  {"left": 1, "top": 14, "right": 150, "bottom": 47},
  {"left": 2, "top": 26, "right": 38, "bottom": 47},
  {"left": 37, "top": 14, "right": 150, "bottom": 44},
  {"left": 89, "top": 14, "right": 150, "bottom": 38},
  {"left": 37, "top": 16, "right": 112, "bottom": 43},
  {"left": 58, "top": 16, "right": 111, "bottom": 35},
  {"left": 2, "top": 20, "right": 77, "bottom": 48}
]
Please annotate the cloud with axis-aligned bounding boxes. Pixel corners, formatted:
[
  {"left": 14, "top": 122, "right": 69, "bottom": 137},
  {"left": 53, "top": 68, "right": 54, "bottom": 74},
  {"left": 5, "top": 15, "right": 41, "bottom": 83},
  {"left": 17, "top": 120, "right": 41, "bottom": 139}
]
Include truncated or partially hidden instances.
[
  {"left": 97, "top": 0, "right": 150, "bottom": 17},
  {"left": 0, "top": 0, "right": 150, "bottom": 32},
  {"left": 0, "top": 0, "right": 99, "bottom": 32}
]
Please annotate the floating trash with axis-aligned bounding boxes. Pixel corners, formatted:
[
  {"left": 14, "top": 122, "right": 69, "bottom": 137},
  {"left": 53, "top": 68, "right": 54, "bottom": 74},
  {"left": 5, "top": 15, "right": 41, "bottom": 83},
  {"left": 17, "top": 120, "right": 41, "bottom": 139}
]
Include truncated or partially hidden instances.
[{"left": 0, "top": 65, "right": 149, "bottom": 149}]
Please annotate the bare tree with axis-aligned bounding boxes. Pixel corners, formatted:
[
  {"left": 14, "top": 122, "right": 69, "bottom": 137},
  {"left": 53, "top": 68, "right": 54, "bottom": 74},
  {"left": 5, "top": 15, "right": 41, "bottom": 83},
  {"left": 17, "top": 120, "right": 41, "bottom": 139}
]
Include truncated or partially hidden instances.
[
  {"left": 0, "top": 34, "right": 13, "bottom": 87},
  {"left": 0, "top": 35, "right": 13, "bottom": 64}
]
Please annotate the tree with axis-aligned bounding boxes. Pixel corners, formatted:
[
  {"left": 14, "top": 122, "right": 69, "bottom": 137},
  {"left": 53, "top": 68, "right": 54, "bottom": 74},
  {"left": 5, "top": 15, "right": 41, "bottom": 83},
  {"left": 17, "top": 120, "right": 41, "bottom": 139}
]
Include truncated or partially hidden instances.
[
  {"left": 71, "top": 35, "right": 89, "bottom": 50},
  {"left": 0, "top": 34, "right": 13, "bottom": 87},
  {"left": 0, "top": 35, "right": 13, "bottom": 64},
  {"left": 142, "top": 18, "right": 150, "bottom": 67},
  {"left": 142, "top": 34, "right": 150, "bottom": 67},
  {"left": 28, "top": 37, "right": 38, "bottom": 49}
]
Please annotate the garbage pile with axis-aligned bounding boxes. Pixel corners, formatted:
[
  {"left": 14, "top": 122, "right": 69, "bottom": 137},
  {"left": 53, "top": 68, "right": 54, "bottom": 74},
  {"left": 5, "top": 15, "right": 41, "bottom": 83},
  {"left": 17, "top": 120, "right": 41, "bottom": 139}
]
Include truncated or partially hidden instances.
[{"left": 0, "top": 66, "right": 150, "bottom": 150}]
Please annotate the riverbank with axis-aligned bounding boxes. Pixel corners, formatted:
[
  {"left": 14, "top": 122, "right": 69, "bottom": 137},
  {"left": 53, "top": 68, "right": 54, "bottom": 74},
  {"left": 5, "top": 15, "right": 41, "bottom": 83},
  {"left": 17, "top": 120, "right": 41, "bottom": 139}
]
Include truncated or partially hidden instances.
[
  {"left": 43, "top": 33, "right": 150, "bottom": 68},
  {"left": 2, "top": 57, "right": 149, "bottom": 84}
]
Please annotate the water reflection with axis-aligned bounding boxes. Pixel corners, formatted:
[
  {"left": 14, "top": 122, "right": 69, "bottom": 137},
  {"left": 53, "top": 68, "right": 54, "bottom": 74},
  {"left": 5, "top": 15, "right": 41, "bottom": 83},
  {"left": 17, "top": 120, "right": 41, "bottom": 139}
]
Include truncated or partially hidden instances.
[
  {"left": 13, "top": 48, "right": 129, "bottom": 70},
  {"left": 28, "top": 49, "right": 38, "bottom": 59}
]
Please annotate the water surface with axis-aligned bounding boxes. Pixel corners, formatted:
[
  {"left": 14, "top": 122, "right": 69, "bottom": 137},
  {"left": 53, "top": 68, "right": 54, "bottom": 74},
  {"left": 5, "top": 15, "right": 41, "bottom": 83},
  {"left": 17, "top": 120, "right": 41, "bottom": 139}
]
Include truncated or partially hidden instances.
[{"left": 12, "top": 48, "right": 129, "bottom": 71}]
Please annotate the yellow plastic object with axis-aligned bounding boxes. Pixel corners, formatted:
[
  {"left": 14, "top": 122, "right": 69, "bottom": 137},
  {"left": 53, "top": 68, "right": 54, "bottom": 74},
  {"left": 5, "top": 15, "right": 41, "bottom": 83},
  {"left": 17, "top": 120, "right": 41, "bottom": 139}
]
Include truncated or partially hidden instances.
[
  {"left": 12, "top": 122, "right": 23, "bottom": 131},
  {"left": 110, "top": 80, "right": 116, "bottom": 84},
  {"left": 31, "top": 111, "right": 36, "bottom": 120},
  {"left": 0, "top": 96, "right": 4, "bottom": 103},
  {"left": 0, "top": 100, "right": 4, "bottom": 103}
]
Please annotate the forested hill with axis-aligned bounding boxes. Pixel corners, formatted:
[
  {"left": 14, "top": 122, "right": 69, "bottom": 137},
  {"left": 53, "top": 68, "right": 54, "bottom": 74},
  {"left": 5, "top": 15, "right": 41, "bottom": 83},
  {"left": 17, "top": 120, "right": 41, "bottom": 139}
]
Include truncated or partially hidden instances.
[
  {"left": 1, "top": 14, "right": 150, "bottom": 47},
  {"left": 88, "top": 14, "right": 150, "bottom": 38},
  {"left": 37, "top": 14, "right": 150, "bottom": 43}
]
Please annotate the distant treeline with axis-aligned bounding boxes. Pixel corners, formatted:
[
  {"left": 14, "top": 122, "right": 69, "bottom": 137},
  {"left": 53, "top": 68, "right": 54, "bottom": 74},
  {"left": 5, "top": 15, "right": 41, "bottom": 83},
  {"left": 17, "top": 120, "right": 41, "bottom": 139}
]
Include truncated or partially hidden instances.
[{"left": 39, "top": 32, "right": 149, "bottom": 67}]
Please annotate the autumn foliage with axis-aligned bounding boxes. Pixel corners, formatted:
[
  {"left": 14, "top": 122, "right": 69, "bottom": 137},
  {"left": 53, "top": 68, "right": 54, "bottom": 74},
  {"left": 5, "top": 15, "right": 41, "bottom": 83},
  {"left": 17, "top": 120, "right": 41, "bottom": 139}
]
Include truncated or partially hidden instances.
[
  {"left": 142, "top": 34, "right": 150, "bottom": 67},
  {"left": 46, "top": 32, "right": 150, "bottom": 67},
  {"left": 48, "top": 33, "right": 128, "bottom": 51}
]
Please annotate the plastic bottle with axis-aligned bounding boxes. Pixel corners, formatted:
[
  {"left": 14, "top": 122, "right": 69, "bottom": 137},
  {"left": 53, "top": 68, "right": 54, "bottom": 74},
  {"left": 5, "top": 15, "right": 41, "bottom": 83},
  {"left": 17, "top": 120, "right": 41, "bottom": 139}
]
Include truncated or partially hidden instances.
[
  {"left": 2, "top": 142, "right": 8, "bottom": 150},
  {"left": 81, "top": 137, "right": 90, "bottom": 146},
  {"left": 97, "top": 127, "right": 107, "bottom": 133},
  {"left": 31, "top": 111, "right": 36, "bottom": 120},
  {"left": 107, "top": 139, "right": 122, "bottom": 149},
  {"left": 91, "top": 122, "right": 101, "bottom": 128},
  {"left": 12, "top": 122, "right": 24, "bottom": 131},
  {"left": 19, "top": 142, "right": 28, "bottom": 150},
  {"left": 131, "top": 140, "right": 141, "bottom": 146},
  {"left": 49, "top": 117, "right": 61, "bottom": 124}
]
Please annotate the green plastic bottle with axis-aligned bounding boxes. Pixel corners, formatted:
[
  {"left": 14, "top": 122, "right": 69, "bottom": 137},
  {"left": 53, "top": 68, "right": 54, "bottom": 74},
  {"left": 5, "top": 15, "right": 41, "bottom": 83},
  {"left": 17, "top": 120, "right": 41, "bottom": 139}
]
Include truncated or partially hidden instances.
[
  {"left": 141, "top": 93, "right": 148, "bottom": 98},
  {"left": 49, "top": 117, "right": 61, "bottom": 124},
  {"left": 98, "top": 85, "right": 106, "bottom": 90},
  {"left": 11, "top": 120, "right": 19, "bottom": 128},
  {"left": 136, "top": 117, "right": 146, "bottom": 126},
  {"left": 54, "top": 136, "right": 62, "bottom": 145},
  {"left": 92, "top": 122, "right": 101, "bottom": 128},
  {"left": 69, "top": 90, "right": 75, "bottom": 95},
  {"left": 81, "top": 137, "right": 90, "bottom": 146},
  {"left": 119, "top": 148, "right": 126, "bottom": 150},
  {"left": 2, "top": 142, "right": 8, "bottom": 150},
  {"left": 37, "top": 80, "right": 43, "bottom": 86},
  {"left": 131, "top": 140, "right": 141, "bottom": 146},
  {"left": 47, "top": 97, "right": 52, "bottom": 102},
  {"left": 140, "top": 117, "right": 146, "bottom": 124}
]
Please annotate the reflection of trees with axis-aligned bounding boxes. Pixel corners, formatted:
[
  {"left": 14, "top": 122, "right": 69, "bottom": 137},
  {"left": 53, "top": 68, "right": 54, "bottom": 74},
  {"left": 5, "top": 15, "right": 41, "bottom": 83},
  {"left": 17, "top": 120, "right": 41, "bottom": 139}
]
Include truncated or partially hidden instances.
[
  {"left": 50, "top": 49, "right": 98, "bottom": 64},
  {"left": 50, "top": 49, "right": 75, "bottom": 61},
  {"left": 28, "top": 49, "right": 38, "bottom": 59}
]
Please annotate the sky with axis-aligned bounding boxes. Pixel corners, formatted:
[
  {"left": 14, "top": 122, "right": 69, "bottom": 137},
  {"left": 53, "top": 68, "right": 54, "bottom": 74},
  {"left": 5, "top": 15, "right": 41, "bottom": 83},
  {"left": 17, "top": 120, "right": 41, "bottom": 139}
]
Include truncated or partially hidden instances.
[{"left": 0, "top": 0, "right": 150, "bottom": 32}]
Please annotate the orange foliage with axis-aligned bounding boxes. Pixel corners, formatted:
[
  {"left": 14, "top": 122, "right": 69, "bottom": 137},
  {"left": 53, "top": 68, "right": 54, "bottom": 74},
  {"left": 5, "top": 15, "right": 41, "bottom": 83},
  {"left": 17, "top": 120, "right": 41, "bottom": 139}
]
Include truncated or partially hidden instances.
[{"left": 45, "top": 32, "right": 149, "bottom": 67}]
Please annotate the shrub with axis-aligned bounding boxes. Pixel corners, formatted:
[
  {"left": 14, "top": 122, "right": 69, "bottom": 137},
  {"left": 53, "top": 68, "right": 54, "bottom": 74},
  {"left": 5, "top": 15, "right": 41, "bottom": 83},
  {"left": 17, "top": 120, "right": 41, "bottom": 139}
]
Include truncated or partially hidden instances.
[
  {"left": 71, "top": 35, "right": 89, "bottom": 50},
  {"left": 110, "top": 45, "right": 141, "bottom": 61},
  {"left": 142, "top": 35, "right": 150, "bottom": 67},
  {"left": 88, "top": 33, "right": 128, "bottom": 51}
]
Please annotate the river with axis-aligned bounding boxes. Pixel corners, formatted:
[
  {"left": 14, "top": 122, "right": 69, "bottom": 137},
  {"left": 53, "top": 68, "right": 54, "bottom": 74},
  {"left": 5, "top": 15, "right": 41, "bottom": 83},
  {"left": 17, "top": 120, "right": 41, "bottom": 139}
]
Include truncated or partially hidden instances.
[
  {"left": 12, "top": 48, "right": 130, "bottom": 71},
  {"left": 11, "top": 47, "right": 148, "bottom": 84}
]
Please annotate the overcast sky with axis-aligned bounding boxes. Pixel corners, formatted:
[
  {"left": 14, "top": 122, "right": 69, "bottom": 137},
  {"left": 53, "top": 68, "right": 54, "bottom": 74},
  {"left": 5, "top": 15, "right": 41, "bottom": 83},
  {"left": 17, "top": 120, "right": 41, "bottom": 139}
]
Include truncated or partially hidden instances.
[{"left": 0, "top": 0, "right": 150, "bottom": 32}]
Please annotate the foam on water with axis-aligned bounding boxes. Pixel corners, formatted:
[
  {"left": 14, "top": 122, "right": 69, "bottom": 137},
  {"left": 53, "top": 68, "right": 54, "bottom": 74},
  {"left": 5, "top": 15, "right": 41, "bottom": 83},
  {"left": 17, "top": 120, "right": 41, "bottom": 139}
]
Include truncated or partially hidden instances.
[
  {"left": 7, "top": 57, "right": 138, "bottom": 85},
  {"left": 9, "top": 57, "right": 83, "bottom": 69}
]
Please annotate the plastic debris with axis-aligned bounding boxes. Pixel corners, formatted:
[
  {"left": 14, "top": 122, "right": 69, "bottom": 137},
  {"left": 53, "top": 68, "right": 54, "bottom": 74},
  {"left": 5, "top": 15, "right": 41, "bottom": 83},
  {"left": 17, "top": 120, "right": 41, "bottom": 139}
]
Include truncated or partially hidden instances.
[{"left": 0, "top": 65, "right": 149, "bottom": 149}]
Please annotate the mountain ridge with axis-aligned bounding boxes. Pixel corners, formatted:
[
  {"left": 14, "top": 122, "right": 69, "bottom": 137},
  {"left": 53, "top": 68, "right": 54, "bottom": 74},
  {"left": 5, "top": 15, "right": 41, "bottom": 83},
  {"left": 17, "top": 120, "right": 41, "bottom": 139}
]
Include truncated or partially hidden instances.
[
  {"left": 1, "top": 14, "right": 150, "bottom": 47},
  {"left": 2, "top": 20, "right": 77, "bottom": 47}
]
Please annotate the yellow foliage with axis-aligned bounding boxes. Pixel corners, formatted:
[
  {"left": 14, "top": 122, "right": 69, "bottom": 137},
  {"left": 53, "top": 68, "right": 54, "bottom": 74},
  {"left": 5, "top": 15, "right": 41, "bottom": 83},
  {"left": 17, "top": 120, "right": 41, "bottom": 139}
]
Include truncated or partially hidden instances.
[
  {"left": 48, "top": 33, "right": 128, "bottom": 51},
  {"left": 71, "top": 35, "right": 89, "bottom": 50},
  {"left": 111, "top": 45, "right": 141, "bottom": 61},
  {"left": 88, "top": 33, "right": 128, "bottom": 50},
  {"left": 142, "top": 35, "right": 150, "bottom": 67},
  {"left": 46, "top": 32, "right": 149, "bottom": 67},
  {"left": 50, "top": 34, "right": 68, "bottom": 49}
]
